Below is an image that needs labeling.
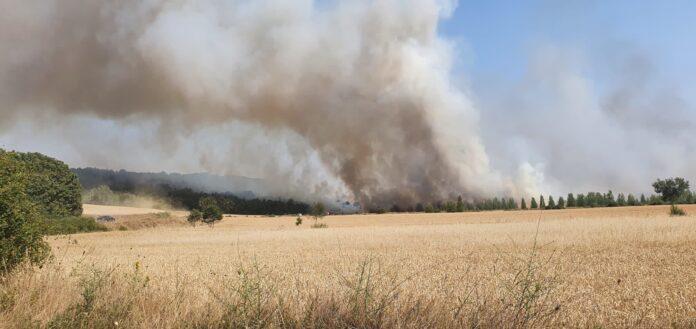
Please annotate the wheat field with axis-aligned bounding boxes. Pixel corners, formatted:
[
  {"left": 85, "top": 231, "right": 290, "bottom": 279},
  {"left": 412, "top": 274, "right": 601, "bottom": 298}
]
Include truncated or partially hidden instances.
[{"left": 2, "top": 205, "right": 696, "bottom": 328}]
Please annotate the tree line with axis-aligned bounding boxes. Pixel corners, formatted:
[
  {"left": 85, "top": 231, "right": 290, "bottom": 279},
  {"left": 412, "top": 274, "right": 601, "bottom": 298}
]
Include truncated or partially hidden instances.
[
  {"left": 74, "top": 168, "right": 310, "bottom": 216},
  {"left": 378, "top": 178, "right": 694, "bottom": 213}
]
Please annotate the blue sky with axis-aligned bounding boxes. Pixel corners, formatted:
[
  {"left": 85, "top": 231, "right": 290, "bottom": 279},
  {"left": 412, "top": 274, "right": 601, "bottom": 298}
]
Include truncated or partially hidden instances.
[{"left": 440, "top": 0, "right": 696, "bottom": 97}]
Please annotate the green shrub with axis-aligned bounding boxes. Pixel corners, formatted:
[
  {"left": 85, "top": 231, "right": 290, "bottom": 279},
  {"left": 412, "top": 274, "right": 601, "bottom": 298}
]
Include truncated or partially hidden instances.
[
  {"left": 187, "top": 209, "right": 202, "bottom": 226},
  {"left": 44, "top": 217, "right": 108, "bottom": 235},
  {"left": 0, "top": 153, "right": 51, "bottom": 273},
  {"left": 199, "top": 197, "right": 223, "bottom": 225},
  {"left": 670, "top": 205, "right": 687, "bottom": 217},
  {"left": 310, "top": 223, "right": 328, "bottom": 229},
  {"left": 2, "top": 150, "right": 82, "bottom": 218}
]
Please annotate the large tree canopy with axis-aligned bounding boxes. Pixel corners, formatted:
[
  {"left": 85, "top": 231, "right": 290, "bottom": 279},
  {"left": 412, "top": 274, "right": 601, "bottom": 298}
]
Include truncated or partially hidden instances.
[
  {"left": 0, "top": 152, "right": 51, "bottom": 272},
  {"left": 653, "top": 178, "right": 690, "bottom": 204},
  {"left": 1, "top": 149, "right": 82, "bottom": 218}
]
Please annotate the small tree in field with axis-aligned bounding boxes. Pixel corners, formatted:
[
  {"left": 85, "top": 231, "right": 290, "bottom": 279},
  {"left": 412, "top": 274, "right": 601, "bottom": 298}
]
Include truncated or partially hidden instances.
[
  {"left": 557, "top": 197, "right": 565, "bottom": 209},
  {"left": 199, "top": 196, "right": 223, "bottom": 226},
  {"left": 310, "top": 202, "right": 327, "bottom": 228},
  {"left": 547, "top": 196, "right": 555, "bottom": 209},
  {"left": 530, "top": 197, "right": 538, "bottom": 209},
  {"left": 653, "top": 177, "right": 690, "bottom": 204},
  {"left": 520, "top": 198, "right": 527, "bottom": 210},
  {"left": 539, "top": 196, "right": 546, "bottom": 209}
]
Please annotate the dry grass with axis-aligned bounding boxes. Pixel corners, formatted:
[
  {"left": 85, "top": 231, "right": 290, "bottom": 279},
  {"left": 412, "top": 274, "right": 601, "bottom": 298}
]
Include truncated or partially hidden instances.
[{"left": 2, "top": 205, "right": 696, "bottom": 328}]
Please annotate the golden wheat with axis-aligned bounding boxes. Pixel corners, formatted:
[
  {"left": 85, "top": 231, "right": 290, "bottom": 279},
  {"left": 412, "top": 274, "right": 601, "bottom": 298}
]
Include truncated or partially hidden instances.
[{"left": 1, "top": 205, "right": 695, "bottom": 328}]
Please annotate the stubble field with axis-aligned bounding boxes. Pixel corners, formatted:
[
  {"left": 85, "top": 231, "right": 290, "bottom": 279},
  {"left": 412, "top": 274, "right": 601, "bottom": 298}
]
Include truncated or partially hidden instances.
[{"left": 2, "top": 205, "right": 696, "bottom": 328}]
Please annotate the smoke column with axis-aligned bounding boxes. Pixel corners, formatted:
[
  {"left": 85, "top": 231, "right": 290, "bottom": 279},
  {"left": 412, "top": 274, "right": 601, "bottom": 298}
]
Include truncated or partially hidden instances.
[{"left": 0, "top": 0, "right": 499, "bottom": 208}]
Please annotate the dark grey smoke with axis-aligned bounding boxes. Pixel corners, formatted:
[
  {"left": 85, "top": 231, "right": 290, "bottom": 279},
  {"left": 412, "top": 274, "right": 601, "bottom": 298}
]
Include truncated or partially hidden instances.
[{"left": 0, "top": 0, "right": 493, "bottom": 208}]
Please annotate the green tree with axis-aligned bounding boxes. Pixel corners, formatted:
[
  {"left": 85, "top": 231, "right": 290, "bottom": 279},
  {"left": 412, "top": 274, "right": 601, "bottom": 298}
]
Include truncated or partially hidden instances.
[
  {"left": 187, "top": 209, "right": 202, "bottom": 226},
  {"left": 530, "top": 197, "right": 538, "bottom": 209},
  {"left": 4, "top": 150, "right": 82, "bottom": 218},
  {"left": 627, "top": 194, "right": 638, "bottom": 206},
  {"left": 311, "top": 202, "right": 326, "bottom": 221},
  {"left": 605, "top": 190, "right": 617, "bottom": 207},
  {"left": 199, "top": 196, "right": 223, "bottom": 225},
  {"left": 547, "top": 196, "right": 555, "bottom": 209},
  {"left": 507, "top": 198, "right": 517, "bottom": 210},
  {"left": 640, "top": 194, "right": 647, "bottom": 205},
  {"left": 576, "top": 194, "right": 586, "bottom": 207},
  {"left": 520, "top": 198, "right": 527, "bottom": 210},
  {"left": 557, "top": 197, "right": 565, "bottom": 209},
  {"left": 445, "top": 201, "right": 457, "bottom": 213},
  {"left": 456, "top": 195, "right": 464, "bottom": 212},
  {"left": 539, "top": 195, "right": 546, "bottom": 209},
  {"left": 652, "top": 177, "right": 690, "bottom": 204},
  {"left": 616, "top": 193, "right": 626, "bottom": 206},
  {"left": 566, "top": 193, "right": 576, "bottom": 208},
  {"left": 0, "top": 153, "right": 51, "bottom": 273}
]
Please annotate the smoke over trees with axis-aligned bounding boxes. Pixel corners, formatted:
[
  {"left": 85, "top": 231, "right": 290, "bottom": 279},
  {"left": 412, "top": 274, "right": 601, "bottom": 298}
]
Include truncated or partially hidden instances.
[{"left": 0, "top": 0, "right": 498, "bottom": 209}]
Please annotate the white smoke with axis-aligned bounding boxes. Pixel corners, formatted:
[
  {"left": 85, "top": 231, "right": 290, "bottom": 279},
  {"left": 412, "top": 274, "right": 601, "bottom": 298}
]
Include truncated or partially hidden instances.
[{"left": 0, "top": 0, "right": 505, "bottom": 207}]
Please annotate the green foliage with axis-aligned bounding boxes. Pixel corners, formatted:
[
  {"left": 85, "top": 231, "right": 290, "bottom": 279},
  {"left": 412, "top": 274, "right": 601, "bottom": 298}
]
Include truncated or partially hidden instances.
[
  {"left": 506, "top": 198, "right": 517, "bottom": 210},
  {"left": 530, "top": 197, "right": 538, "bottom": 209},
  {"left": 43, "top": 217, "right": 108, "bottom": 235},
  {"left": 648, "top": 194, "right": 664, "bottom": 205},
  {"left": 653, "top": 177, "right": 690, "bottom": 204},
  {"left": 576, "top": 194, "right": 585, "bottom": 207},
  {"left": 521, "top": 198, "right": 527, "bottom": 210},
  {"left": 546, "top": 196, "right": 555, "bottom": 209},
  {"left": 557, "top": 197, "right": 565, "bottom": 209},
  {"left": 423, "top": 204, "right": 436, "bottom": 213},
  {"left": 539, "top": 196, "right": 546, "bottom": 209},
  {"left": 605, "top": 190, "right": 617, "bottom": 207},
  {"left": 0, "top": 153, "right": 51, "bottom": 273},
  {"left": 627, "top": 194, "right": 638, "bottom": 206},
  {"left": 566, "top": 193, "right": 576, "bottom": 208},
  {"left": 640, "top": 194, "right": 647, "bottom": 205},
  {"left": 670, "top": 205, "right": 686, "bottom": 217},
  {"left": 444, "top": 201, "right": 457, "bottom": 213},
  {"left": 187, "top": 209, "right": 202, "bottom": 226},
  {"left": 616, "top": 193, "right": 626, "bottom": 206},
  {"left": 456, "top": 195, "right": 465, "bottom": 212},
  {"left": 74, "top": 167, "right": 310, "bottom": 216},
  {"left": 4, "top": 150, "right": 82, "bottom": 218},
  {"left": 310, "top": 202, "right": 326, "bottom": 220},
  {"left": 199, "top": 197, "right": 223, "bottom": 225}
]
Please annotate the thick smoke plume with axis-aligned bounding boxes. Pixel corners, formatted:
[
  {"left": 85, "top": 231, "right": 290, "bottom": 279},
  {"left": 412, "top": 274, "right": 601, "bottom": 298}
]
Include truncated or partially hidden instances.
[{"left": 0, "top": 0, "right": 496, "bottom": 208}]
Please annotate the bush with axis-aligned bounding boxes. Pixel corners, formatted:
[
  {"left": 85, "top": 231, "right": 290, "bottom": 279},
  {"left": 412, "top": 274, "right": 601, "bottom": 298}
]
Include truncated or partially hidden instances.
[
  {"left": 3, "top": 150, "right": 82, "bottom": 218},
  {"left": 187, "top": 209, "right": 202, "bottom": 226},
  {"left": 311, "top": 223, "right": 328, "bottom": 229},
  {"left": 43, "top": 217, "right": 108, "bottom": 235},
  {"left": 670, "top": 205, "right": 686, "bottom": 217},
  {"left": 199, "top": 197, "right": 223, "bottom": 225},
  {"left": 0, "top": 153, "right": 51, "bottom": 273}
]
